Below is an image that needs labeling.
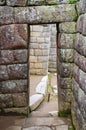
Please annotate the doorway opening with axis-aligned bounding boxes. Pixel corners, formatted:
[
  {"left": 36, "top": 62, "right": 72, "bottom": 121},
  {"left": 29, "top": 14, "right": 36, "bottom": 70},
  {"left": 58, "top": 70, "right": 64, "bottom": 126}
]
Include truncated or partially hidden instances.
[{"left": 29, "top": 24, "right": 58, "bottom": 116}]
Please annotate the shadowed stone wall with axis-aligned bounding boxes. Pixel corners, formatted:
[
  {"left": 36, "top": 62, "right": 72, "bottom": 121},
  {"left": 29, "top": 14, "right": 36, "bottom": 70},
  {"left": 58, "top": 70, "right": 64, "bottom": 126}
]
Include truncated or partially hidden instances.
[{"left": 0, "top": 1, "right": 86, "bottom": 130}]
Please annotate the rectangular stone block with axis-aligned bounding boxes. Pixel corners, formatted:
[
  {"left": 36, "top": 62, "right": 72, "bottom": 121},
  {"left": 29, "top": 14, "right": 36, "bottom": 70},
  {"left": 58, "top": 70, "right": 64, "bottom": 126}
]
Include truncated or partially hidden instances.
[
  {"left": 12, "top": 93, "right": 28, "bottom": 107},
  {"left": 59, "top": 22, "right": 76, "bottom": 33},
  {"left": 75, "top": 33, "right": 86, "bottom": 57},
  {"left": 0, "top": 50, "right": 27, "bottom": 65},
  {"left": 7, "top": 64, "right": 27, "bottom": 80},
  {"left": 0, "top": 6, "right": 14, "bottom": 25},
  {"left": 58, "top": 33, "right": 75, "bottom": 49},
  {"left": 0, "top": 24, "right": 28, "bottom": 49},
  {"left": 46, "top": 0, "right": 69, "bottom": 4},
  {"left": 77, "top": 14, "right": 86, "bottom": 36},
  {"left": 0, "top": 94, "right": 13, "bottom": 108},
  {"left": 58, "top": 62, "right": 73, "bottom": 78},
  {"left": 37, "top": 56, "right": 49, "bottom": 62},
  {"left": 28, "top": 0, "right": 46, "bottom": 5},
  {"left": 7, "top": 0, "right": 27, "bottom": 6},
  {"left": 58, "top": 49, "right": 74, "bottom": 63},
  {"left": 0, "top": 80, "right": 27, "bottom": 93},
  {"left": 14, "top": 5, "right": 77, "bottom": 24}
]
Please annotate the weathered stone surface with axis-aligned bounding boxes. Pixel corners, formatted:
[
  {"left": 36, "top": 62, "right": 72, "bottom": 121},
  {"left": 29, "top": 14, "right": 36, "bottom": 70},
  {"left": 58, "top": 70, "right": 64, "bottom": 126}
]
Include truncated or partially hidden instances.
[
  {"left": 77, "top": 0, "right": 86, "bottom": 15},
  {"left": 56, "top": 125, "right": 68, "bottom": 130},
  {"left": 0, "top": 80, "right": 27, "bottom": 93},
  {"left": 2, "top": 107, "right": 28, "bottom": 115},
  {"left": 59, "top": 77, "right": 72, "bottom": 89},
  {"left": 6, "top": 126, "right": 22, "bottom": 130},
  {"left": 0, "top": 65, "right": 9, "bottom": 81},
  {"left": 0, "top": 24, "right": 28, "bottom": 49},
  {"left": 75, "top": 33, "right": 86, "bottom": 57},
  {"left": 73, "top": 64, "right": 79, "bottom": 83},
  {"left": 7, "top": 0, "right": 27, "bottom": 6},
  {"left": 79, "top": 69, "right": 86, "bottom": 94},
  {"left": 0, "top": 6, "right": 14, "bottom": 25},
  {"left": 58, "top": 33, "right": 75, "bottom": 49},
  {"left": 59, "top": 22, "right": 76, "bottom": 33},
  {"left": 28, "top": 0, "right": 46, "bottom": 5},
  {"left": 23, "top": 127, "right": 52, "bottom": 130},
  {"left": 14, "top": 5, "right": 77, "bottom": 23},
  {"left": 77, "top": 14, "right": 86, "bottom": 36},
  {"left": 58, "top": 49, "right": 74, "bottom": 63},
  {"left": 0, "top": 0, "right": 5, "bottom": 5},
  {"left": 59, "top": 100, "right": 71, "bottom": 111},
  {"left": 12, "top": 93, "right": 27, "bottom": 107},
  {"left": 0, "top": 94, "right": 13, "bottom": 108},
  {"left": 46, "top": 0, "right": 69, "bottom": 4},
  {"left": 0, "top": 50, "right": 27, "bottom": 65},
  {"left": 7, "top": 64, "right": 27, "bottom": 79},
  {"left": 74, "top": 51, "right": 86, "bottom": 72},
  {"left": 58, "top": 62, "right": 73, "bottom": 77}
]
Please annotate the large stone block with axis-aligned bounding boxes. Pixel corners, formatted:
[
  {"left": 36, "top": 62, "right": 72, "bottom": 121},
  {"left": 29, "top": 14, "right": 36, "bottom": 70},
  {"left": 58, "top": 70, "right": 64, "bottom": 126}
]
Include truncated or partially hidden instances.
[
  {"left": 58, "top": 49, "right": 74, "bottom": 63},
  {"left": 58, "top": 62, "right": 73, "bottom": 78},
  {"left": 0, "top": 94, "right": 13, "bottom": 108},
  {"left": 12, "top": 93, "right": 27, "bottom": 107},
  {"left": 0, "top": 80, "right": 27, "bottom": 93},
  {"left": 58, "top": 33, "right": 75, "bottom": 49},
  {"left": 0, "top": 24, "right": 28, "bottom": 49},
  {"left": 7, "top": 64, "right": 27, "bottom": 80},
  {"left": 75, "top": 33, "right": 86, "bottom": 57},
  {"left": 14, "top": 5, "right": 77, "bottom": 24},
  {"left": 0, "top": 6, "right": 14, "bottom": 25},
  {"left": 77, "top": 14, "right": 86, "bottom": 36},
  {"left": 0, "top": 50, "right": 27, "bottom": 65},
  {"left": 59, "top": 22, "right": 76, "bottom": 33},
  {"left": 7, "top": 0, "right": 27, "bottom": 6}
]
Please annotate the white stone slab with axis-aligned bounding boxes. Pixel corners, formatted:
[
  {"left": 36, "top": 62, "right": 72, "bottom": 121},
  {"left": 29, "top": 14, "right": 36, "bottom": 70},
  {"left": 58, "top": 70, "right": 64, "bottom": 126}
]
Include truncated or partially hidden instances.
[
  {"left": 30, "top": 94, "right": 44, "bottom": 111},
  {"left": 36, "top": 81, "right": 47, "bottom": 96}
]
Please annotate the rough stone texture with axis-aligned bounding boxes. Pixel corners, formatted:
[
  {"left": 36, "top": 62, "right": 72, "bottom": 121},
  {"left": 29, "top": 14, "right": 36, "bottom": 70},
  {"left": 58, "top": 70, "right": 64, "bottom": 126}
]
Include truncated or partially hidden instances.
[
  {"left": 0, "top": 24, "right": 28, "bottom": 49},
  {"left": 23, "top": 127, "right": 52, "bottom": 130},
  {"left": 0, "top": 0, "right": 5, "bottom": 5},
  {"left": 58, "top": 33, "right": 75, "bottom": 49},
  {"left": 6, "top": 126, "right": 22, "bottom": 130},
  {"left": 7, "top": 0, "right": 27, "bottom": 6},
  {"left": 14, "top": 5, "right": 77, "bottom": 24},
  {"left": 77, "top": 0, "right": 86, "bottom": 15},
  {"left": 59, "top": 22, "right": 76, "bottom": 33},
  {"left": 56, "top": 125, "right": 68, "bottom": 130}
]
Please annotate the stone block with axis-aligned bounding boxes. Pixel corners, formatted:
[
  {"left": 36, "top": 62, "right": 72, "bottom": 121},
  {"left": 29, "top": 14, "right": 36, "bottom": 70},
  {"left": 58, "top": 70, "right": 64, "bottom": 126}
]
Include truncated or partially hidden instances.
[
  {"left": 0, "top": 6, "right": 14, "bottom": 25},
  {"left": 6, "top": 126, "right": 22, "bottom": 130},
  {"left": 76, "top": 0, "right": 86, "bottom": 15},
  {"left": 59, "top": 77, "right": 72, "bottom": 89},
  {"left": 0, "top": 65, "right": 9, "bottom": 81},
  {"left": 74, "top": 51, "right": 86, "bottom": 72},
  {"left": 28, "top": 0, "right": 46, "bottom": 5},
  {"left": 77, "top": 14, "right": 86, "bottom": 36},
  {"left": 30, "top": 94, "right": 44, "bottom": 111},
  {"left": 58, "top": 62, "right": 73, "bottom": 78},
  {"left": 59, "top": 100, "right": 71, "bottom": 111},
  {"left": 0, "top": 24, "right": 28, "bottom": 49},
  {"left": 0, "top": 50, "right": 27, "bottom": 65},
  {"left": 34, "top": 63, "right": 43, "bottom": 69},
  {"left": 75, "top": 33, "right": 86, "bottom": 57},
  {"left": 37, "top": 56, "right": 49, "bottom": 62},
  {"left": 23, "top": 127, "right": 52, "bottom": 130},
  {"left": 0, "top": 80, "right": 27, "bottom": 93},
  {"left": 58, "top": 33, "right": 75, "bottom": 49},
  {"left": 30, "top": 69, "right": 48, "bottom": 75},
  {"left": 79, "top": 69, "right": 86, "bottom": 94},
  {"left": 7, "top": 64, "right": 27, "bottom": 80},
  {"left": 0, "top": 0, "right": 5, "bottom": 5},
  {"left": 56, "top": 125, "right": 68, "bottom": 130},
  {"left": 30, "top": 56, "right": 37, "bottom": 62},
  {"left": 58, "top": 49, "right": 74, "bottom": 63},
  {"left": 12, "top": 93, "right": 27, "bottom": 107},
  {"left": 46, "top": 0, "right": 69, "bottom": 4},
  {"left": 14, "top": 5, "right": 77, "bottom": 24},
  {"left": 7, "top": 0, "right": 27, "bottom": 6},
  {"left": 59, "top": 22, "right": 76, "bottom": 33},
  {"left": 0, "top": 94, "right": 13, "bottom": 108}
]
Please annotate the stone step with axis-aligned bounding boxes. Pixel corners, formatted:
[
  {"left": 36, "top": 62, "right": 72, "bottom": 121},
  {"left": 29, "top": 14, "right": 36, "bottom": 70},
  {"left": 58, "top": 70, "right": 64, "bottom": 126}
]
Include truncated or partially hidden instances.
[{"left": 29, "top": 94, "right": 44, "bottom": 111}]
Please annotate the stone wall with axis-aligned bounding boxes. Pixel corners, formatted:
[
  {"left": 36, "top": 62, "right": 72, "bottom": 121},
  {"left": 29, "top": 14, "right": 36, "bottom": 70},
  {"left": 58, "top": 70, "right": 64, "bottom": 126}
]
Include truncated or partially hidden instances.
[
  {"left": 72, "top": 0, "right": 86, "bottom": 130},
  {"left": 0, "top": 2, "right": 86, "bottom": 130}
]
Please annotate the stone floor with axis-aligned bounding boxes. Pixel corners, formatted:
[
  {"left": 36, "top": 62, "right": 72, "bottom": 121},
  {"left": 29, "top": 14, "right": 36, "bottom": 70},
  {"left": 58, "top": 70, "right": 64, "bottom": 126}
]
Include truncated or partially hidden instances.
[{"left": 0, "top": 73, "right": 70, "bottom": 130}]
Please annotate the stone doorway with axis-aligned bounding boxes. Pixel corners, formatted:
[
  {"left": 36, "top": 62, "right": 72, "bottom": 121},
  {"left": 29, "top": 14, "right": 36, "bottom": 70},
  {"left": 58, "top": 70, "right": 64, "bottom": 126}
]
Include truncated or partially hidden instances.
[{"left": 29, "top": 24, "right": 58, "bottom": 116}]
